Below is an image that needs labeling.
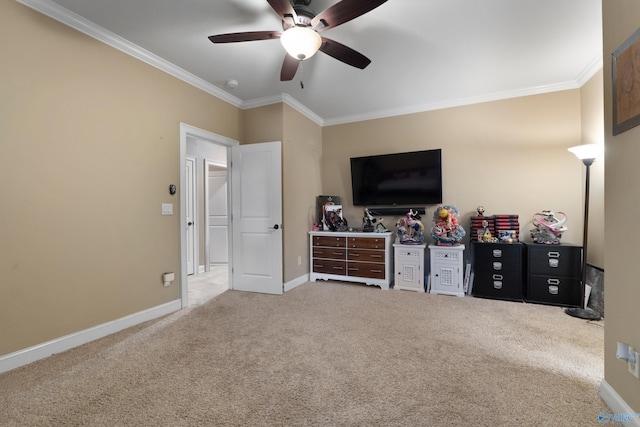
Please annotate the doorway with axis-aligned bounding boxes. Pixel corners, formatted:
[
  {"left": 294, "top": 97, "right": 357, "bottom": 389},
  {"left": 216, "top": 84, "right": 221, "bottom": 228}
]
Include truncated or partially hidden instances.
[
  {"left": 179, "top": 124, "right": 284, "bottom": 307},
  {"left": 180, "top": 124, "right": 237, "bottom": 308}
]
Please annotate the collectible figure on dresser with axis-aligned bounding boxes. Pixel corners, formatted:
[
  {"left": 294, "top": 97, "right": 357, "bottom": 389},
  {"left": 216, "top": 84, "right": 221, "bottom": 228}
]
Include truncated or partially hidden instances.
[
  {"left": 430, "top": 205, "right": 466, "bottom": 245},
  {"left": 396, "top": 209, "right": 425, "bottom": 244}
]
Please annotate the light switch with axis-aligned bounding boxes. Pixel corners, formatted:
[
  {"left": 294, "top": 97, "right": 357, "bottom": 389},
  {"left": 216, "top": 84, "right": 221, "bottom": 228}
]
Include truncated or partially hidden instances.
[{"left": 162, "top": 203, "right": 173, "bottom": 215}]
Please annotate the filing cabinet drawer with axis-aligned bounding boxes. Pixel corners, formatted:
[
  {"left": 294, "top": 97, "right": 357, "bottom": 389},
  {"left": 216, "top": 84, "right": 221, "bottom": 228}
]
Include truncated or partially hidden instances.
[{"left": 527, "top": 275, "right": 581, "bottom": 307}]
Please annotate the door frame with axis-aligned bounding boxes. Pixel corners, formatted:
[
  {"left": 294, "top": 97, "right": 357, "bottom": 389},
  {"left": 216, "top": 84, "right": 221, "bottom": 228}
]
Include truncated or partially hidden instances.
[
  {"left": 179, "top": 123, "right": 238, "bottom": 308},
  {"left": 185, "top": 156, "right": 197, "bottom": 276}
]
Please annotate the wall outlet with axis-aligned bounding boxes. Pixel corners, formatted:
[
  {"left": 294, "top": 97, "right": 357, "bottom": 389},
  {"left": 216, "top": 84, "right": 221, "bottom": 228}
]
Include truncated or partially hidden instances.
[
  {"left": 297, "top": 255, "right": 302, "bottom": 266},
  {"left": 629, "top": 347, "right": 640, "bottom": 379}
]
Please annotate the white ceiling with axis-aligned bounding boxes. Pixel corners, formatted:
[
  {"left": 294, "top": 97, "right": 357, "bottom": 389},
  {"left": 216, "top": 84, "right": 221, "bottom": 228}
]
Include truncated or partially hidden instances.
[{"left": 28, "top": 0, "right": 602, "bottom": 125}]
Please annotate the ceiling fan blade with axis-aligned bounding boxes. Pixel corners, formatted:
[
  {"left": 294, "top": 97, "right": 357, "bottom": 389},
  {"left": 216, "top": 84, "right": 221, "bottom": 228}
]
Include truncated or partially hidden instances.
[
  {"left": 311, "top": 0, "right": 388, "bottom": 31},
  {"left": 280, "top": 54, "right": 300, "bottom": 81},
  {"left": 319, "top": 37, "right": 371, "bottom": 69},
  {"left": 208, "top": 31, "right": 282, "bottom": 44},
  {"left": 267, "top": 0, "right": 298, "bottom": 25}
]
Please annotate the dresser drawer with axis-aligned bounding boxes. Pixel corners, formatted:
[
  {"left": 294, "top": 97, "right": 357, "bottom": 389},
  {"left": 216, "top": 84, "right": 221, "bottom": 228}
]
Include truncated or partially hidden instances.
[
  {"left": 313, "top": 235, "right": 346, "bottom": 248},
  {"left": 528, "top": 245, "right": 581, "bottom": 276},
  {"left": 312, "top": 247, "right": 346, "bottom": 260},
  {"left": 526, "top": 275, "right": 580, "bottom": 307},
  {"left": 347, "top": 249, "right": 385, "bottom": 263},
  {"left": 312, "top": 259, "right": 346, "bottom": 275},
  {"left": 348, "top": 237, "right": 386, "bottom": 250},
  {"left": 347, "top": 262, "right": 385, "bottom": 279}
]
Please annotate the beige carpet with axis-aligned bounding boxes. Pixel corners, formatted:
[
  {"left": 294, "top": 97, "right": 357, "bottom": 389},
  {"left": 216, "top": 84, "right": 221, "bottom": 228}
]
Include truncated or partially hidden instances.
[{"left": 0, "top": 281, "right": 610, "bottom": 426}]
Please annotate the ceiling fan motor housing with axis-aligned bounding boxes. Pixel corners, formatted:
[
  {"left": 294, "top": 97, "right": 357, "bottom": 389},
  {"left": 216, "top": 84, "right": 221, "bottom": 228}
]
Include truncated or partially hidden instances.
[{"left": 284, "top": 2, "right": 315, "bottom": 29}]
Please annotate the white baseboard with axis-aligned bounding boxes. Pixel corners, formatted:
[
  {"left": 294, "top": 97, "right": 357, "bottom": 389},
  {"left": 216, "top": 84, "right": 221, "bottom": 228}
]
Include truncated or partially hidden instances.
[
  {"left": 284, "top": 273, "right": 310, "bottom": 292},
  {"left": 0, "top": 299, "right": 182, "bottom": 374},
  {"left": 598, "top": 380, "right": 640, "bottom": 426}
]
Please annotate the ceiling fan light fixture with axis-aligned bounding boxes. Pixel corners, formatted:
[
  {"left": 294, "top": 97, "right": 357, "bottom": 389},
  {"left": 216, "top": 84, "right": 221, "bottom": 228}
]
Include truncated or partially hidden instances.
[{"left": 280, "top": 26, "right": 322, "bottom": 60}]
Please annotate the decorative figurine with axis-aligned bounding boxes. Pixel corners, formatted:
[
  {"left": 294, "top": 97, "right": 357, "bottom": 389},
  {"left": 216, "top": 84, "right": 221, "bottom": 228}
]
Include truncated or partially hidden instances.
[
  {"left": 476, "top": 205, "right": 485, "bottom": 216},
  {"left": 396, "top": 209, "right": 425, "bottom": 244},
  {"left": 430, "top": 205, "right": 466, "bottom": 246},
  {"left": 530, "top": 210, "right": 567, "bottom": 244}
]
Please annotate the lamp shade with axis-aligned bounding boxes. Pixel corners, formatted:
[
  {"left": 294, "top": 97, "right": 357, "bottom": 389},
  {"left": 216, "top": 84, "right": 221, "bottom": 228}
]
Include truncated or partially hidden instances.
[
  {"left": 280, "top": 26, "right": 322, "bottom": 60},
  {"left": 568, "top": 144, "right": 604, "bottom": 161}
]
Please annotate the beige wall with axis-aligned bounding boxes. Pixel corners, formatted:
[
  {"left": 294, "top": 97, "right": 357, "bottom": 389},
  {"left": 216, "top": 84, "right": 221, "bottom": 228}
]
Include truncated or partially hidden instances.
[
  {"left": 0, "top": 1, "right": 240, "bottom": 355},
  {"left": 603, "top": 0, "right": 640, "bottom": 412},
  {"left": 281, "top": 104, "right": 323, "bottom": 281},
  {"left": 322, "top": 91, "right": 585, "bottom": 248}
]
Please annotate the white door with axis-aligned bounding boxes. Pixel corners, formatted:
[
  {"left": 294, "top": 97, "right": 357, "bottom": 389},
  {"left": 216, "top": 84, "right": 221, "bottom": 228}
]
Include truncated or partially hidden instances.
[
  {"left": 231, "top": 141, "right": 283, "bottom": 295},
  {"left": 208, "top": 168, "right": 228, "bottom": 265},
  {"left": 186, "top": 157, "right": 197, "bottom": 275}
]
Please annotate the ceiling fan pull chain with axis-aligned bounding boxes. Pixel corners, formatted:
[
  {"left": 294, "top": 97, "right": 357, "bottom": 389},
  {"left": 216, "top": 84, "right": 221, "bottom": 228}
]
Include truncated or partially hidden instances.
[{"left": 300, "top": 61, "right": 305, "bottom": 89}]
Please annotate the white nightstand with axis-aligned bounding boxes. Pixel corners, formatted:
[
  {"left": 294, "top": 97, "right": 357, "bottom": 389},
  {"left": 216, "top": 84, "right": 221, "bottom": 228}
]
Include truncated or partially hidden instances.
[
  {"left": 429, "top": 244, "right": 465, "bottom": 297},
  {"left": 393, "top": 243, "right": 426, "bottom": 292}
]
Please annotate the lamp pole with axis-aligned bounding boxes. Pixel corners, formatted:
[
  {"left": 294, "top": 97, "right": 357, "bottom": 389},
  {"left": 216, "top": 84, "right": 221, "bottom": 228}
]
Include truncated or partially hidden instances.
[{"left": 565, "top": 155, "right": 601, "bottom": 320}]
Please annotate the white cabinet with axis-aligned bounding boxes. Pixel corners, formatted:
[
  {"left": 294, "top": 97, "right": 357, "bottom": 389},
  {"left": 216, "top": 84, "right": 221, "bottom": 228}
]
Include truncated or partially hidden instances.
[
  {"left": 393, "top": 244, "right": 426, "bottom": 292},
  {"left": 429, "top": 244, "right": 465, "bottom": 297}
]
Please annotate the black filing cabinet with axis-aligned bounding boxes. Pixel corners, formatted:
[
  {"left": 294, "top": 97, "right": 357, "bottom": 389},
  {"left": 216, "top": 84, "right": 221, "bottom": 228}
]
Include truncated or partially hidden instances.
[
  {"left": 472, "top": 242, "right": 525, "bottom": 301},
  {"left": 525, "top": 243, "right": 582, "bottom": 307}
]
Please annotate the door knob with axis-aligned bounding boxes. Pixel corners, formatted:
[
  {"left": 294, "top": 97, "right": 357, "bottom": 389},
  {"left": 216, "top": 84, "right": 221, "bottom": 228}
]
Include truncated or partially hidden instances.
[
  {"left": 187, "top": 221, "right": 193, "bottom": 226},
  {"left": 271, "top": 224, "right": 280, "bottom": 230}
]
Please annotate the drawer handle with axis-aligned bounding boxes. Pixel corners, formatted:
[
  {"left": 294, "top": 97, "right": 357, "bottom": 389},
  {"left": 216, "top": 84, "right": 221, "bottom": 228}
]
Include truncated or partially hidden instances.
[
  {"left": 493, "top": 249, "right": 502, "bottom": 257},
  {"left": 351, "top": 253, "right": 360, "bottom": 257},
  {"left": 371, "top": 269, "right": 383, "bottom": 273},
  {"left": 548, "top": 251, "right": 560, "bottom": 258},
  {"left": 493, "top": 262, "right": 502, "bottom": 270},
  {"left": 493, "top": 281, "right": 503, "bottom": 289},
  {"left": 548, "top": 285, "right": 559, "bottom": 295},
  {"left": 548, "top": 259, "right": 559, "bottom": 268},
  {"left": 332, "top": 266, "right": 344, "bottom": 271},
  {"left": 492, "top": 274, "right": 503, "bottom": 280},
  {"left": 332, "top": 252, "right": 343, "bottom": 256},
  {"left": 547, "top": 278, "right": 560, "bottom": 285},
  {"left": 370, "top": 255, "right": 382, "bottom": 259}
]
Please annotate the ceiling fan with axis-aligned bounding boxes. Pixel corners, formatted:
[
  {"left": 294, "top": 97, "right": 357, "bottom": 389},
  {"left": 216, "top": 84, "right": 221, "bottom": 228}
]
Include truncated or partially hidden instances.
[{"left": 208, "top": 0, "right": 388, "bottom": 81}]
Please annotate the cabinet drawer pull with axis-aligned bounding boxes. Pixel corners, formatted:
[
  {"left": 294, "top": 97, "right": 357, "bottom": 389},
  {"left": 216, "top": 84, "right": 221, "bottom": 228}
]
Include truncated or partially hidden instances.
[
  {"left": 548, "top": 285, "right": 559, "bottom": 295},
  {"left": 547, "top": 251, "right": 560, "bottom": 258},
  {"left": 548, "top": 259, "right": 559, "bottom": 268},
  {"left": 492, "top": 274, "right": 503, "bottom": 280},
  {"left": 332, "top": 266, "right": 344, "bottom": 271},
  {"left": 350, "top": 253, "right": 359, "bottom": 256},
  {"left": 371, "top": 269, "right": 383, "bottom": 273},
  {"left": 493, "top": 262, "right": 502, "bottom": 270},
  {"left": 547, "top": 278, "right": 560, "bottom": 285},
  {"left": 370, "top": 255, "right": 382, "bottom": 259},
  {"left": 493, "top": 281, "right": 503, "bottom": 289},
  {"left": 493, "top": 249, "right": 502, "bottom": 257}
]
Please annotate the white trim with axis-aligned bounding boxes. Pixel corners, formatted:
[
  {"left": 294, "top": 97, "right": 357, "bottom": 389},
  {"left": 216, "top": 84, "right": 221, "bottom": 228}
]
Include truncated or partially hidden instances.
[
  {"left": 284, "top": 274, "right": 310, "bottom": 292},
  {"left": 598, "top": 380, "right": 640, "bottom": 426},
  {"left": 0, "top": 299, "right": 181, "bottom": 374}
]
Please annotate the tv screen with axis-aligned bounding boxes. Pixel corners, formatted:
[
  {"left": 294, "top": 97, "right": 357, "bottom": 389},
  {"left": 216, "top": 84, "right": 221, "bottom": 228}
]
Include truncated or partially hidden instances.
[{"left": 350, "top": 149, "right": 442, "bottom": 206}]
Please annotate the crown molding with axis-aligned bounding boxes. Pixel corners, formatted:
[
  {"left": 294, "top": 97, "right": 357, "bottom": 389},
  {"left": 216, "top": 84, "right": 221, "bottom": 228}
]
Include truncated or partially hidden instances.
[
  {"left": 16, "top": 0, "right": 243, "bottom": 108},
  {"left": 322, "top": 77, "right": 595, "bottom": 126}
]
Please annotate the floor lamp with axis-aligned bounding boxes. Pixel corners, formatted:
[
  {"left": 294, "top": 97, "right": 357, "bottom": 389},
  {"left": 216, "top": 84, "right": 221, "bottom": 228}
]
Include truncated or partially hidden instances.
[{"left": 565, "top": 143, "right": 603, "bottom": 321}]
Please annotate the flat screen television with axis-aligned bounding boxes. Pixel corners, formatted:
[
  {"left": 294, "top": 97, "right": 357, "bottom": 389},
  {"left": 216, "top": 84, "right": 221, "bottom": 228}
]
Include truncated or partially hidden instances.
[{"left": 350, "top": 149, "right": 442, "bottom": 206}]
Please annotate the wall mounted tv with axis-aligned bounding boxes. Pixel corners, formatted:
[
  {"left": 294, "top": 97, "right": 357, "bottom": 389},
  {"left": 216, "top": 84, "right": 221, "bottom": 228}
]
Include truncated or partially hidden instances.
[{"left": 350, "top": 149, "right": 442, "bottom": 206}]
